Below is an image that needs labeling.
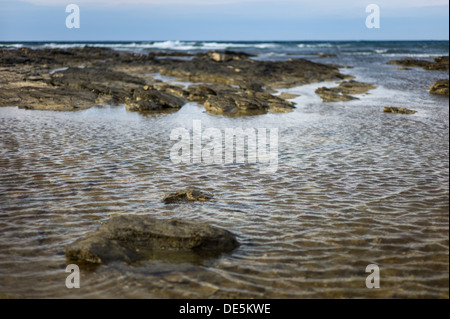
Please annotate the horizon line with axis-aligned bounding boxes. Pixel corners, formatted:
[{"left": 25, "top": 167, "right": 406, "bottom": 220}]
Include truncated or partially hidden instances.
[{"left": 1, "top": 39, "right": 449, "bottom": 42}]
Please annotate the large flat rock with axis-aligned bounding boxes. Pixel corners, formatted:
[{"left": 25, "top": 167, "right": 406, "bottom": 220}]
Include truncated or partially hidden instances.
[{"left": 65, "top": 216, "right": 239, "bottom": 265}]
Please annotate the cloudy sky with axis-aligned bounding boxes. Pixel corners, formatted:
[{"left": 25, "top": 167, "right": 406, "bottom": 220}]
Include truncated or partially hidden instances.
[{"left": 0, "top": 0, "right": 448, "bottom": 41}]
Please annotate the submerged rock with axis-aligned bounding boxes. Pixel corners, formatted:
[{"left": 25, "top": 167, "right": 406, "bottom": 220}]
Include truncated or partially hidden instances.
[
  {"left": 429, "top": 79, "right": 449, "bottom": 96},
  {"left": 65, "top": 215, "right": 239, "bottom": 265},
  {"left": 383, "top": 106, "right": 417, "bottom": 114},
  {"left": 163, "top": 189, "right": 214, "bottom": 204}
]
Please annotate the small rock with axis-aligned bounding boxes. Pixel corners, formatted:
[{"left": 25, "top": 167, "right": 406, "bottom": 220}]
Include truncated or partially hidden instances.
[
  {"left": 163, "top": 189, "right": 214, "bottom": 204},
  {"left": 383, "top": 107, "right": 417, "bottom": 114},
  {"left": 429, "top": 79, "right": 449, "bottom": 96},
  {"left": 317, "top": 53, "right": 337, "bottom": 58}
]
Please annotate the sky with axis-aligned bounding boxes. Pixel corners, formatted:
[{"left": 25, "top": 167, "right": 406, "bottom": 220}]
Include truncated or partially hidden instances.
[{"left": 0, "top": 0, "right": 448, "bottom": 41}]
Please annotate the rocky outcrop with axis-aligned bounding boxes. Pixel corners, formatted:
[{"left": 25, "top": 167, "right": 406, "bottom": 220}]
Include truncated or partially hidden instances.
[
  {"left": 429, "top": 79, "right": 449, "bottom": 96},
  {"left": 186, "top": 84, "right": 296, "bottom": 116},
  {"left": 65, "top": 215, "right": 239, "bottom": 265},
  {"left": 387, "top": 56, "right": 449, "bottom": 71},
  {"left": 383, "top": 107, "right": 417, "bottom": 114},
  {"left": 315, "top": 80, "right": 376, "bottom": 102},
  {"left": 163, "top": 189, "right": 214, "bottom": 204},
  {"left": 0, "top": 46, "right": 351, "bottom": 114}
]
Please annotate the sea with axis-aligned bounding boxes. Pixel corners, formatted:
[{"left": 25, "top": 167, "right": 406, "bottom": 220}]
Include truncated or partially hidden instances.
[{"left": 0, "top": 41, "right": 448, "bottom": 298}]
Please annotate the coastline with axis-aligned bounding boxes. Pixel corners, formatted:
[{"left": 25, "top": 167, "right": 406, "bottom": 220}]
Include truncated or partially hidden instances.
[{"left": 0, "top": 41, "right": 448, "bottom": 299}]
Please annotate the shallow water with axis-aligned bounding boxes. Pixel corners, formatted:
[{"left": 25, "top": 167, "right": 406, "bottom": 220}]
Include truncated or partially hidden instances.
[{"left": 0, "top": 44, "right": 449, "bottom": 298}]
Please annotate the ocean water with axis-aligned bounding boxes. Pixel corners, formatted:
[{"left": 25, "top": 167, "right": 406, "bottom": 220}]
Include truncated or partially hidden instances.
[{"left": 0, "top": 41, "right": 448, "bottom": 298}]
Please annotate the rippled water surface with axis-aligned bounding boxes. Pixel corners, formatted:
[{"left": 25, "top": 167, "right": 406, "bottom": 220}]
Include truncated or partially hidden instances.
[{"left": 0, "top": 45, "right": 449, "bottom": 298}]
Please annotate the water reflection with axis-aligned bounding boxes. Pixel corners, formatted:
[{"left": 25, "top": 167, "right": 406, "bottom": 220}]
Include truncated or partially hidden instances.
[{"left": 0, "top": 78, "right": 448, "bottom": 298}]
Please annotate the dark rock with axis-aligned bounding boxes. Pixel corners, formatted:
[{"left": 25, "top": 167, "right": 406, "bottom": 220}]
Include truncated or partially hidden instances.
[
  {"left": 383, "top": 107, "right": 417, "bottom": 114},
  {"left": 2, "top": 86, "right": 98, "bottom": 111},
  {"left": 203, "top": 85, "right": 295, "bottom": 115},
  {"left": 65, "top": 215, "right": 239, "bottom": 265},
  {"left": 163, "top": 189, "right": 214, "bottom": 204},
  {"left": 49, "top": 67, "right": 146, "bottom": 105},
  {"left": 126, "top": 87, "right": 187, "bottom": 111},
  {"left": 429, "top": 79, "right": 449, "bottom": 96}
]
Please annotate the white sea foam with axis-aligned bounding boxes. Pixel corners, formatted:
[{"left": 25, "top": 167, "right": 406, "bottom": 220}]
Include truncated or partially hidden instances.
[
  {"left": 298, "top": 43, "right": 334, "bottom": 48},
  {"left": 147, "top": 41, "right": 277, "bottom": 51},
  {"left": 381, "top": 53, "right": 443, "bottom": 58},
  {"left": 9, "top": 41, "right": 278, "bottom": 51}
]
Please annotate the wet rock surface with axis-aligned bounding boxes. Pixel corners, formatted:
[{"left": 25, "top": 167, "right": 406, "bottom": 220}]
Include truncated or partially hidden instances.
[
  {"left": 0, "top": 46, "right": 351, "bottom": 115},
  {"left": 387, "top": 56, "right": 449, "bottom": 71},
  {"left": 126, "top": 87, "right": 188, "bottom": 112},
  {"left": 163, "top": 189, "right": 214, "bottom": 204},
  {"left": 429, "top": 79, "right": 449, "bottom": 96},
  {"left": 315, "top": 80, "right": 376, "bottom": 102},
  {"left": 188, "top": 84, "right": 296, "bottom": 116},
  {"left": 383, "top": 106, "right": 417, "bottom": 114},
  {"left": 65, "top": 215, "right": 239, "bottom": 265}
]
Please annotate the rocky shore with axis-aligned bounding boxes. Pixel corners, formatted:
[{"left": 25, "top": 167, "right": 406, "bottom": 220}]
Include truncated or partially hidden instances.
[{"left": 0, "top": 46, "right": 351, "bottom": 115}]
